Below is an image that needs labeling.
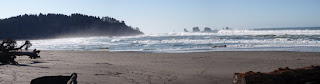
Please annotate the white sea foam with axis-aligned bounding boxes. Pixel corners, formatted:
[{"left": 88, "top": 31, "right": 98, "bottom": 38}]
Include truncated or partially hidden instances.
[
  {"left": 15, "top": 29, "right": 320, "bottom": 52},
  {"left": 218, "top": 29, "right": 320, "bottom": 35}
]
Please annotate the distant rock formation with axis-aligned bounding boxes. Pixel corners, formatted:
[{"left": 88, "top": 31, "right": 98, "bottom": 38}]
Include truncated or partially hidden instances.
[
  {"left": 223, "top": 27, "right": 231, "bottom": 30},
  {"left": 192, "top": 27, "right": 200, "bottom": 32},
  {"left": 184, "top": 28, "right": 189, "bottom": 32},
  {"left": 203, "top": 27, "right": 212, "bottom": 32},
  {"left": 0, "top": 13, "right": 144, "bottom": 39}
]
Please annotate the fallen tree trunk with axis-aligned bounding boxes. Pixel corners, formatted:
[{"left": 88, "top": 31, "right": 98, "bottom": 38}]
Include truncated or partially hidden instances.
[{"left": 233, "top": 66, "right": 320, "bottom": 84}]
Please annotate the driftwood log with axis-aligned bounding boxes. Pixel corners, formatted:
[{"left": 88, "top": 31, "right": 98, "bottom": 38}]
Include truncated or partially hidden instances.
[
  {"left": 0, "top": 39, "right": 40, "bottom": 64},
  {"left": 233, "top": 66, "right": 320, "bottom": 84}
]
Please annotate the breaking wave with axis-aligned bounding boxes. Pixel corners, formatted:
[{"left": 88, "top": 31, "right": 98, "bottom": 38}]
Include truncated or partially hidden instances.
[{"left": 17, "top": 27, "right": 320, "bottom": 53}]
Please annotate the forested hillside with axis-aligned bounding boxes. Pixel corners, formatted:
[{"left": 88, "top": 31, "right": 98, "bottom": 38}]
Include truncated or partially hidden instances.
[{"left": 0, "top": 13, "right": 143, "bottom": 39}]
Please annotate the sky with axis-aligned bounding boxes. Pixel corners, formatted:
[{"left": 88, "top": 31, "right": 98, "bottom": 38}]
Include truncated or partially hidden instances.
[{"left": 1, "top": 0, "right": 320, "bottom": 33}]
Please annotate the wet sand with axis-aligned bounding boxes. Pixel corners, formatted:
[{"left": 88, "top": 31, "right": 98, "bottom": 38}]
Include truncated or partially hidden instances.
[{"left": 1, "top": 51, "right": 320, "bottom": 84}]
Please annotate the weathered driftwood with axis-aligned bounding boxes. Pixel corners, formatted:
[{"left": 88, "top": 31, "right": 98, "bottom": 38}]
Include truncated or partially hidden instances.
[
  {"left": 233, "top": 66, "right": 320, "bottom": 84},
  {"left": 0, "top": 39, "right": 40, "bottom": 64},
  {"left": 212, "top": 45, "right": 227, "bottom": 48}
]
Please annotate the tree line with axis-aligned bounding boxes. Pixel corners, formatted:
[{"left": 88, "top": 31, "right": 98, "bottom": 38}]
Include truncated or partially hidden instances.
[{"left": 0, "top": 13, "right": 143, "bottom": 39}]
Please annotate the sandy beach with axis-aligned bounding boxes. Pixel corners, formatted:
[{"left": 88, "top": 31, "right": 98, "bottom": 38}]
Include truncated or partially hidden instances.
[{"left": 1, "top": 51, "right": 320, "bottom": 84}]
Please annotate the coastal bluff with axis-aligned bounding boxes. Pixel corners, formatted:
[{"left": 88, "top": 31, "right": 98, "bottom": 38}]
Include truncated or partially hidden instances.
[{"left": 0, "top": 13, "right": 143, "bottom": 39}]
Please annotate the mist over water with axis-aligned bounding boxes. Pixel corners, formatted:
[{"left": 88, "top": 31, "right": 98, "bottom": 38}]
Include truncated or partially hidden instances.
[{"left": 17, "top": 27, "right": 320, "bottom": 53}]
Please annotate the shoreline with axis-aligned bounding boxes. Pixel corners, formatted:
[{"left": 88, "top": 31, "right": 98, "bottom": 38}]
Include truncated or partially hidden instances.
[
  {"left": 1, "top": 50, "right": 320, "bottom": 84},
  {"left": 39, "top": 49, "right": 320, "bottom": 53}
]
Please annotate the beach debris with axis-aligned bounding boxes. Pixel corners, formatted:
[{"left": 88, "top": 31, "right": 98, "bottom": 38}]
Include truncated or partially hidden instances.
[
  {"left": 233, "top": 66, "right": 320, "bottom": 84},
  {"left": 212, "top": 45, "right": 227, "bottom": 48},
  {"left": 0, "top": 39, "right": 40, "bottom": 64},
  {"left": 31, "top": 73, "right": 77, "bottom": 84},
  {"left": 98, "top": 47, "right": 110, "bottom": 49}
]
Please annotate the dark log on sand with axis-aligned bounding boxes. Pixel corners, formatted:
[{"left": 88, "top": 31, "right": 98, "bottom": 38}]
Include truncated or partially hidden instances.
[
  {"left": 212, "top": 45, "right": 227, "bottom": 48},
  {"left": 31, "top": 73, "right": 77, "bottom": 84},
  {"left": 233, "top": 66, "right": 320, "bottom": 84}
]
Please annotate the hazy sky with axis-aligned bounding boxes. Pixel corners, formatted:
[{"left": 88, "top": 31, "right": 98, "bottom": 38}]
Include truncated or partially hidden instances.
[{"left": 1, "top": 0, "right": 320, "bottom": 33}]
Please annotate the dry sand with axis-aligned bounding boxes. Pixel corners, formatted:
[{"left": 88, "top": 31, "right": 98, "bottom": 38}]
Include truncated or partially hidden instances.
[{"left": 1, "top": 51, "right": 320, "bottom": 84}]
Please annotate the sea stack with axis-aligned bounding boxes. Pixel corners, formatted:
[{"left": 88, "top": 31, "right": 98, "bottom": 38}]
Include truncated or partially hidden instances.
[
  {"left": 184, "top": 28, "right": 189, "bottom": 32},
  {"left": 192, "top": 27, "right": 200, "bottom": 32},
  {"left": 203, "top": 27, "right": 212, "bottom": 32}
]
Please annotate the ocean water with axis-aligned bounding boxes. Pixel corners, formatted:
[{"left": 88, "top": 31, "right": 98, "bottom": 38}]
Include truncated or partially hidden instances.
[{"left": 17, "top": 27, "right": 320, "bottom": 53}]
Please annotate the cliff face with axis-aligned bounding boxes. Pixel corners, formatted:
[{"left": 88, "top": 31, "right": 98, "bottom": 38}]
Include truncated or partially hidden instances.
[{"left": 0, "top": 13, "right": 144, "bottom": 39}]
